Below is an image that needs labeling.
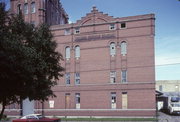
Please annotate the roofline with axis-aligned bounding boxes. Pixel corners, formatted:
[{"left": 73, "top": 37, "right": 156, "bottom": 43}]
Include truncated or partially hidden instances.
[{"left": 50, "top": 14, "right": 155, "bottom": 31}]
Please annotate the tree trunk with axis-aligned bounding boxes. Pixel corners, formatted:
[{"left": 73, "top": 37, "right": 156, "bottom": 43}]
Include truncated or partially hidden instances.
[{"left": 0, "top": 101, "right": 5, "bottom": 120}]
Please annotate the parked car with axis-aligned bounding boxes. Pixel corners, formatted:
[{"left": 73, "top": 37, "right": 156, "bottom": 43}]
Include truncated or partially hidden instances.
[{"left": 13, "top": 114, "right": 60, "bottom": 122}]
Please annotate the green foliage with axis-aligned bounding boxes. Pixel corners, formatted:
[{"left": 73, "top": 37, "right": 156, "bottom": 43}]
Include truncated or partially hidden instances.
[{"left": 0, "top": 2, "right": 64, "bottom": 119}]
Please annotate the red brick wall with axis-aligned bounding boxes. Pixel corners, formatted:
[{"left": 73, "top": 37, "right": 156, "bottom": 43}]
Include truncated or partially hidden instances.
[
  {"left": 48, "top": 11, "right": 156, "bottom": 117},
  {"left": 10, "top": 0, "right": 68, "bottom": 25}
]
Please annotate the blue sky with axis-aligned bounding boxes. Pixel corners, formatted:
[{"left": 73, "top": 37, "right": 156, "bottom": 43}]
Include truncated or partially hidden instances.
[{"left": 4, "top": 0, "right": 180, "bottom": 80}]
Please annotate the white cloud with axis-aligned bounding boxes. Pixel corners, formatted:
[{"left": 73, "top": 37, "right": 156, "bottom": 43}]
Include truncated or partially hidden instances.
[
  {"left": 155, "top": 35, "right": 180, "bottom": 80},
  {"left": 155, "top": 35, "right": 180, "bottom": 66},
  {"left": 68, "top": 20, "right": 73, "bottom": 24},
  {"left": 155, "top": 56, "right": 180, "bottom": 66}
]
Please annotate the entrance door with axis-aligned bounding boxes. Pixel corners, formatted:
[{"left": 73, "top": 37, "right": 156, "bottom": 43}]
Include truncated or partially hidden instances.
[{"left": 65, "top": 93, "right": 70, "bottom": 109}]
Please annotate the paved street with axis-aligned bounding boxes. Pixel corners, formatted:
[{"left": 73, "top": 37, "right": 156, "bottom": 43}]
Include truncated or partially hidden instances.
[{"left": 158, "top": 112, "right": 180, "bottom": 122}]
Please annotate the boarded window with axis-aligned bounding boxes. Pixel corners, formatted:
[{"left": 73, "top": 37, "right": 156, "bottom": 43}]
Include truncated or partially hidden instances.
[
  {"left": 65, "top": 93, "right": 70, "bottom": 109},
  {"left": 122, "top": 92, "right": 128, "bottom": 109}
]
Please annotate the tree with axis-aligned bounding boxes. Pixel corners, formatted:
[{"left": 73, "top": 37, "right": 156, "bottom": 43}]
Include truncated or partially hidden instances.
[{"left": 0, "top": 3, "right": 64, "bottom": 119}]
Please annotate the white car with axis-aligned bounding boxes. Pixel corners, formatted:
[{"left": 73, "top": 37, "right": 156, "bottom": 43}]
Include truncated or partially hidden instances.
[
  {"left": 13, "top": 114, "right": 60, "bottom": 122},
  {"left": 21, "top": 114, "right": 43, "bottom": 119},
  {"left": 169, "top": 103, "right": 180, "bottom": 114}
]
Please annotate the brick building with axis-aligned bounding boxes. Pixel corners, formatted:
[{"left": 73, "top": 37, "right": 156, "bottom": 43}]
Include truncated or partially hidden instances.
[
  {"left": 43, "top": 7, "right": 155, "bottom": 117},
  {"left": 5, "top": 1, "right": 156, "bottom": 117},
  {"left": 10, "top": 0, "right": 68, "bottom": 25},
  {"left": 156, "top": 80, "right": 180, "bottom": 93}
]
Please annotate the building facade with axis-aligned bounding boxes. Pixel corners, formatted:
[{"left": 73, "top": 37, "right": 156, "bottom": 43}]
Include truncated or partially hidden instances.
[
  {"left": 5, "top": 2, "right": 156, "bottom": 117},
  {"left": 10, "top": 0, "right": 68, "bottom": 26},
  {"left": 156, "top": 80, "right": 180, "bottom": 93},
  {"left": 41, "top": 7, "right": 155, "bottom": 117}
]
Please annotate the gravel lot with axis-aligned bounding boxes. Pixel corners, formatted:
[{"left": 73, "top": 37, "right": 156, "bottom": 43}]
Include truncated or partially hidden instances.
[{"left": 158, "top": 112, "right": 180, "bottom": 122}]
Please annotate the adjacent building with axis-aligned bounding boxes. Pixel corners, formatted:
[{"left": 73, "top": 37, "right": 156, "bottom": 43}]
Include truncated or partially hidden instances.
[
  {"left": 10, "top": 0, "right": 68, "bottom": 26},
  {"left": 5, "top": 1, "right": 156, "bottom": 118},
  {"left": 156, "top": 80, "right": 180, "bottom": 111},
  {"left": 156, "top": 80, "right": 180, "bottom": 93}
]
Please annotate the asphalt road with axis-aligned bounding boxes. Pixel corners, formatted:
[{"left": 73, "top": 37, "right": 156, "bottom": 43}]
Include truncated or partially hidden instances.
[{"left": 158, "top": 112, "right": 180, "bottom": 122}]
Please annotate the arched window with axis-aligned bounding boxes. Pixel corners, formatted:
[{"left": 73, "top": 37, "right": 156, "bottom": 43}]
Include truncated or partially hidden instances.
[
  {"left": 31, "top": 2, "right": 35, "bottom": 13},
  {"left": 110, "top": 42, "right": 116, "bottom": 56},
  {"left": 24, "top": 3, "right": 28, "bottom": 14},
  {"left": 65, "top": 46, "right": 70, "bottom": 60},
  {"left": 121, "top": 41, "right": 127, "bottom": 56},
  {"left": 17, "top": 4, "right": 21, "bottom": 14},
  {"left": 75, "top": 45, "right": 80, "bottom": 59}
]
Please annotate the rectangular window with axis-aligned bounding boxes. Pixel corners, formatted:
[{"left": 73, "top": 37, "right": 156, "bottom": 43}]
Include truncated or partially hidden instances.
[
  {"left": 65, "top": 29, "right": 71, "bottom": 35},
  {"left": 74, "top": 28, "right": 80, "bottom": 34},
  {"left": 75, "top": 93, "right": 80, "bottom": 109},
  {"left": 109, "top": 24, "right": 116, "bottom": 30},
  {"left": 111, "top": 92, "right": 116, "bottom": 109},
  {"left": 120, "top": 23, "right": 126, "bottom": 29},
  {"left": 24, "top": 3, "right": 28, "bottom": 14},
  {"left": 121, "top": 70, "right": 127, "bottom": 83},
  {"left": 75, "top": 73, "right": 80, "bottom": 84},
  {"left": 110, "top": 71, "right": 116, "bottom": 83},
  {"left": 31, "top": 2, "right": 35, "bottom": 13},
  {"left": 49, "top": 100, "right": 54, "bottom": 108},
  {"left": 65, "top": 73, "right": 70, "bottom": 85},
  {"left": 122, "top": 92, "right": 128, "bottom": 109},
  {"left": 159, "top": 85, "right": 163, "bottom": 91}
]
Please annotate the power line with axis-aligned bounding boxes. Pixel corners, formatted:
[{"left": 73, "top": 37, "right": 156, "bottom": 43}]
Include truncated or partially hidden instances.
[{"left": 155, "top": 63, "right": 180, "bottom": 67}]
